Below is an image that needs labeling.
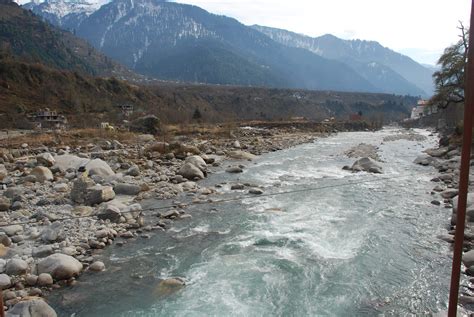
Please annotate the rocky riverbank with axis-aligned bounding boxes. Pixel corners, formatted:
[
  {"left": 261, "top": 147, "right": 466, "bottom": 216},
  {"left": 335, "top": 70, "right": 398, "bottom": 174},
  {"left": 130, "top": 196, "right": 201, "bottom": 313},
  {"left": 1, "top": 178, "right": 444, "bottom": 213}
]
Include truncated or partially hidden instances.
[
  {"left": 412, "top": 131, "right": 474, "bottom": 313},
  {"left": 0, "top": 125, "right": 319, "bottom": 315}
]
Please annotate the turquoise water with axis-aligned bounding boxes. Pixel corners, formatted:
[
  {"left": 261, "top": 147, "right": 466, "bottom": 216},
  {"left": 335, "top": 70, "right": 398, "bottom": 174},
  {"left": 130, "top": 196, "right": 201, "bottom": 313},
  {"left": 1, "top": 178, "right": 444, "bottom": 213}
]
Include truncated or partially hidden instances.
[{"left": 50, "top": 128, "right": 452, "bottom": 316}]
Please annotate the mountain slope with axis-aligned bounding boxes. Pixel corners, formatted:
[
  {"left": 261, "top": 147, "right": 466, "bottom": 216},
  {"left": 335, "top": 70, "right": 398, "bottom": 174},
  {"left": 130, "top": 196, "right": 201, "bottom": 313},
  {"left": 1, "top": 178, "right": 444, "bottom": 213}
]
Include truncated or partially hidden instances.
[
  {"left": 24, "top": 0, "right": 377, "bottom": 92},
  {"left": 252, "top": 25, "right": 434, "bottom": 96},
  {"left": 0, "top": 0, "right": 135, "bottom": 78}
]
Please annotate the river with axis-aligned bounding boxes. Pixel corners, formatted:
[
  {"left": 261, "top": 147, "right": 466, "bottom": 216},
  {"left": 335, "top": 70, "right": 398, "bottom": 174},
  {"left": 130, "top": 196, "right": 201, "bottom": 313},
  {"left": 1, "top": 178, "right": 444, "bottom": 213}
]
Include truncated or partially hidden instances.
[{"left": 49, "top": 127, "right": 452, "bottom": 316}]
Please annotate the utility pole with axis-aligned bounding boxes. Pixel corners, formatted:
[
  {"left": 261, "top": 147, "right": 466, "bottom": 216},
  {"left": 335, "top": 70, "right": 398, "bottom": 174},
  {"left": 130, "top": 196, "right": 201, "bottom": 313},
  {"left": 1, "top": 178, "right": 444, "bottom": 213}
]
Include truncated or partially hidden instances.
[{"left": 448, "top": 0, "right": 474, "bottom": 315}]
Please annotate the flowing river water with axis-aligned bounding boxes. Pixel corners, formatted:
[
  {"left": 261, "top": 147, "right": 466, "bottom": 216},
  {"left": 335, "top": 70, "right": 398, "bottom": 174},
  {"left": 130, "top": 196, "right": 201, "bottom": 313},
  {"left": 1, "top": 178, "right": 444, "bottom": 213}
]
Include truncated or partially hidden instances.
[{"left": 50, "top": 128, "right": 453, "bottom": 316}]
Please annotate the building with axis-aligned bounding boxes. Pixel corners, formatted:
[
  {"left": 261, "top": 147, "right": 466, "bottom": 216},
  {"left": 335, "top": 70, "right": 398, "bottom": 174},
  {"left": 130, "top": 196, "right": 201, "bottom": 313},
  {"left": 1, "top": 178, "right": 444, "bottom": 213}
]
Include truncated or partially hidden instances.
[
  {"left": 29, "top": 108, "right": 67, "bottom": 129},
  {"left": 410, "top": 100, "right": 433, "bottom": 120}
]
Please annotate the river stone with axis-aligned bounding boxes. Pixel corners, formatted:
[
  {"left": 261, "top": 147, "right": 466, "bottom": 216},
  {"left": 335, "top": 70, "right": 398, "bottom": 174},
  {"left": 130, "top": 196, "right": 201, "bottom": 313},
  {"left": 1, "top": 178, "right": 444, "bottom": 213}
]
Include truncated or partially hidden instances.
[
  {"left": 225, "top": 166, "right": 243, "bottom": 173},
  {"left": 36, "top": 153, "right": 56, "bottom": 167},
  {"left": 463, "top": 250, "right": 474, "bottom": 268},
  {"left": 6, "top": 258, "right": 28, "bottom": 275},
  {"left": 31, "top": 166, "right": 54, "bottom": 183},
  {"left": 126, "top": 165, "right": 140, "bottom": 177},
  {"left": 249, "top": 188, "right": 264, "bottom": 195},
  {"left": 25, "top": 274, "right": 38, "bottom": 286},
  {"left": 184, "top": 156, "right": 207, "bottom": 171},
  {"left": 227, "top": 150, "right": 256, "bottom": 160},
  {"left": 85, "top": 185, "right": 115, "bottom": 206},
  {"left": 440, "top": 189, "right": 458, "bottom": 199},
  {"left": 155, "top": 277, "right": 185, "bottom": 295},
  {"left": 231, "top": 184, "right": 245, "bottom": 190},
  {"left": 6, "top": 299, "right": 57, "bottom": 317},
  {"left": 0, "top": 197, "right": 11, "bottom": 211},
  {"left": 37, "top": 254, "right": 82, "bottom": 280},
  {"left": 350, "top": 157, "right": 382, "bottom": 174},
  {"left": 41, "top": 223, "right": 64, "bottom": 243},
  {"left": 178, "top": 163, "right": 204, "bottom": 180},
  {"left": 425, "top": 147, "right": 449, "bottom": 158},
  {"left": 1, "top": 225, "right": 23, "bottom": 237},
  {"left": 97, "top": 205, "right": 122, "bottom": 223},
  {"left": 0, "top": 164, "right": 7, "bottom": 181},
  {"left": 0, "top": 273, "right": 11, "bottom": 289},
  {"left": 453, "top": 193, "right": 474, "bottom": 214},
  {"left": 114, "top": 183, "right": 141, "bottom": 196},
  {"left": 89, "top": 261, "right": 105, "bottom": 272},
  {"left": 37, "top": 273, "right": 54, "bottom": 286}
]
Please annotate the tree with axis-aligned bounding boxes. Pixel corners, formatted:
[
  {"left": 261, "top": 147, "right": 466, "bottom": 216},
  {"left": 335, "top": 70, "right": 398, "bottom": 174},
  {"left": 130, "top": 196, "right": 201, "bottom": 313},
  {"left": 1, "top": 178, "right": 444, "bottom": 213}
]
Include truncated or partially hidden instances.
[
  {"left": 192, "top": 108, "right": 202, "bottom": 120},
  {"left": 430, "top": 23, "right": 468, "bottom": 109}
]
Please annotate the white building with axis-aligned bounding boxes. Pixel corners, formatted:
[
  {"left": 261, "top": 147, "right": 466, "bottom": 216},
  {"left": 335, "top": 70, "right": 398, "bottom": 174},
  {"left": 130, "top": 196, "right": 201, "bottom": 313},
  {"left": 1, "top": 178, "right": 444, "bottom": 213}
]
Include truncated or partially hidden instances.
[{"left": 410, "top": 100, "right": 431, "bottom": 119}]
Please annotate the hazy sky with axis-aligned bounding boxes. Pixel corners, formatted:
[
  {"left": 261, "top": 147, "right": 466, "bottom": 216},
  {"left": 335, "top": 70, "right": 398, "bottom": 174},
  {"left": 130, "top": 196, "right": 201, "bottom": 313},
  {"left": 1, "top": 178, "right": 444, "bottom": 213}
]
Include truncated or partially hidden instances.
[{"left": 171, "top": 0, "right": 471, "bottom": 65}]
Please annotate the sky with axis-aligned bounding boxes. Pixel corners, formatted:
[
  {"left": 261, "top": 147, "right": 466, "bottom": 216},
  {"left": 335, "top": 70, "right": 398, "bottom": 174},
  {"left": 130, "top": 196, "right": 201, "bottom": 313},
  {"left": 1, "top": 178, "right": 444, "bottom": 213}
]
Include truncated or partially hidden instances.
[{"left": 171, "top": 0, "right": 471, "bottom": 65}]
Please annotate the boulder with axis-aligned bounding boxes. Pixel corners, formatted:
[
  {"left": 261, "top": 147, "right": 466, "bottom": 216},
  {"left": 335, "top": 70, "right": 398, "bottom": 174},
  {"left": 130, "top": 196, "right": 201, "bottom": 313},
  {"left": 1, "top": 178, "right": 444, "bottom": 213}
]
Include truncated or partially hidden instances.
[
  {"left": 31, "top": 166, "right": 53, "bottom": 183},
  {"left": 1, "top": 225, "right": 23, "bottom": 237},
  {"left": 0, "top": 164, "right": 7, "bottom": 181},
  {"left": 86, "top": 159, "right": 115, "bottom": 177},
  {"left": 97, "top": 205, "right": 122, "bottom": 223},
  {"left": 227, "top": 150, "right": 256, "bottom": 160},
  {"left": 85, "top": 185, "right": 115, "bottom": 206},
  {"left": 425, "top": 147, "right": 449, "bottom": 158},
  {"left": 36, "top": 153, "right": 56, "bottom": 167},
  {"left": 32, "top": 245, "right": 54, "bottom": 258},
  {"left": 185, "top": 155, "right": 207, "bottom": 171},
  {"left": 178, "top": 163, "right": 204, "bottom": 180},
  {"left": 126, "top": 165, "right": 140, "bottom": 177},
  {"left": 0, "top": 197, "right": 11, "bottom": 211},
  {"left": 440, "top": 189, "right": 459, "bottom": 199},
  {"left": 463, "top": 250, "right": 474, "bottom": 267},
  {"left": 41, "top": 223, "right": 64, "bottom": 243},
  {"left": 6, "top": 299, "right": 57, "bottom": 317},
  {"left": 226, "top": 166, "right": 243, "bottom": 173},
  {"left": 414, "top": 155, "right": 437, "bottom": 166},
  {"left": 5, "top": 258, "right": 28, "bottom": 275},
  {"left": 54, "top": 155, "right": 114, "bottom": 177},
  {"left": 249, "top": 188, "right": 263, "bottom": 195},
  {"left": 89, "top": 261, "right": 105, "bottom": 272},
  {"left": 350, "top": 157, "right": 382, "bottom": 174},
  {"left": 114, "top": 183, "right": 141, "bottom": 196},
  {"left": 0, "top": 273, "right": 10, "bottom": 289},
  {"left": 37, "top": 273, "right": 53, "bottom": 286},
  {"left": 70, "top": 175, "right": 95, "bottom": 204},
  {"left": 37, "top": 253, "right": 82, "bottom": 280}
]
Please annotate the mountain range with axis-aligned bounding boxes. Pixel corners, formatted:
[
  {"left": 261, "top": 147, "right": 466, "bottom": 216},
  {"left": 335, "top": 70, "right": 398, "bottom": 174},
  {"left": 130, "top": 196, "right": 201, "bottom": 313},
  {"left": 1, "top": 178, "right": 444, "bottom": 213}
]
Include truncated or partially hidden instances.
[{"left": 19, "top": 0, "right": 434, "bottom": 96}]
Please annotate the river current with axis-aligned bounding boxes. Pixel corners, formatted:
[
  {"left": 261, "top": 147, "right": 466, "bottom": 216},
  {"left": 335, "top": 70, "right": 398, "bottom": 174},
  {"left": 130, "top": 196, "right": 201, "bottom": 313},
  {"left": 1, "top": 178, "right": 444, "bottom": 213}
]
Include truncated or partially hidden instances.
[{"left": 50, "top": 128, "right": 452, "bottom": 316}]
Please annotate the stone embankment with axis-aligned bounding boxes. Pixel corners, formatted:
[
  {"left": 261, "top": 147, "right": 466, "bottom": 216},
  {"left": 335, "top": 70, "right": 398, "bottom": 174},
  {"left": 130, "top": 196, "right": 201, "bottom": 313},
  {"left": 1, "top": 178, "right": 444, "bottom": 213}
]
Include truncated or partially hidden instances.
[{"left": 0, "top": 126, "right": 316, "bottom": 315}]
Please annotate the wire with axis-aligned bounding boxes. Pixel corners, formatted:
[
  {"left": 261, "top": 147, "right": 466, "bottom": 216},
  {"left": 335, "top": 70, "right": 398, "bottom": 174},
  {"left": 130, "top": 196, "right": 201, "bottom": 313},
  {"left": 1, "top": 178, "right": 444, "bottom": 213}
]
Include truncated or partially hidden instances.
[{"left": 0, "top": 173, "right": 413, "bottom": 228}]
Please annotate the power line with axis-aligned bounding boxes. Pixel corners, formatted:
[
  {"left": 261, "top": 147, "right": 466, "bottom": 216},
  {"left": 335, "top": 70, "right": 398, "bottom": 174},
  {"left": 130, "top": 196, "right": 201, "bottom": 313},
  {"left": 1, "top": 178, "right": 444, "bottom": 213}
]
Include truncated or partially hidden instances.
[{"left": 0, "top": 173, "right": 415, "bottom": 228}]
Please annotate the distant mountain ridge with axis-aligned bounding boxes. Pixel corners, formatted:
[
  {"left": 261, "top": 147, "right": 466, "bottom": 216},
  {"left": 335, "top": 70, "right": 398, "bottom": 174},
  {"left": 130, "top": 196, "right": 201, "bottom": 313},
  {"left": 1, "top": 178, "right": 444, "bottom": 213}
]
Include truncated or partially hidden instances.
[
  {"left": 20, "top": 0, "right": 434, "bottom": 95},
  {"left": 251, "top": 25, "right": 434, "bottom": 95}
]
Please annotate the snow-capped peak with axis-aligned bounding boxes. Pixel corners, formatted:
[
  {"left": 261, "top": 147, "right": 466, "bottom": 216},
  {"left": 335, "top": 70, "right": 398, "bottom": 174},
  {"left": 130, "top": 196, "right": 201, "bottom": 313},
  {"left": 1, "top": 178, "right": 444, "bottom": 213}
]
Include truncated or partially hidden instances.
[{"left": 17, "top": 0, "right": 110, "bottom": 18}]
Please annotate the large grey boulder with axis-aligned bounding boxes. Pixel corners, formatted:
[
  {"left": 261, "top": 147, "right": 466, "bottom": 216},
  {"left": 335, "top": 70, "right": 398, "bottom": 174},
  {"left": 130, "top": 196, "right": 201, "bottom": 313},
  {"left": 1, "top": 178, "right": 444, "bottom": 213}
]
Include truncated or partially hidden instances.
[
  {"left": 0, "top": 273, "right": 11, "bottom": 289},
  {"left": 350, "top": 157, "right": 382, "bottom": 174},
  {"left": 5, "top": 258, "right": 28, "bottom": 275},
  {"left": 0, "top": 197, "right": 11, "bottom": 211},
  {"left": 37, "top": 253, "right": 82, "bottom": 280},
  {"left": 184, "top": 156, "right": 207, "bottom": 171},
  {"left": 70, "top": 175, "right": 95, "bottom": 204},
  {"left": 31, "top": 166, "right": 53, "bottom": 183},
  {"left": 86, "top": 159, "right": 115, "bottom": 177},
  {"left": 227, "top": 150, "right": 256, "bottom": 160},
  {"left": 1, "top": 225, "right": 23, "bottom": 237},
  {"left": 178, "top": 163, "right": 204, "bottom": 180},
  {"left": 6, "top": 299, "right": 57, "bottom": 317},
  {"left": 36, "top": 153, "right": 56, "bottom": 167},
  {"left": 54, "top": 155, "right": 114, "bottom": 177},
  {"left": 414, "top": 154, "right": 438, "bottom": 166},
  {"left": 463, "top": 250, "right": 474, "bottom": 268},
  {"left": 85, "top": 185, "right": 115, "bottom": 206}
]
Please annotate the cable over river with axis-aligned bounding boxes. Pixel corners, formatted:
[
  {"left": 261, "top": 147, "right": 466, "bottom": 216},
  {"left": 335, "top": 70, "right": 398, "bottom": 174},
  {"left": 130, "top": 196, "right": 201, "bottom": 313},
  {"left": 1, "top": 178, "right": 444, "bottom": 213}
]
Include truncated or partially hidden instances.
[{"left": 50, "top": 128, "right": 452, "bottom": 316}]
